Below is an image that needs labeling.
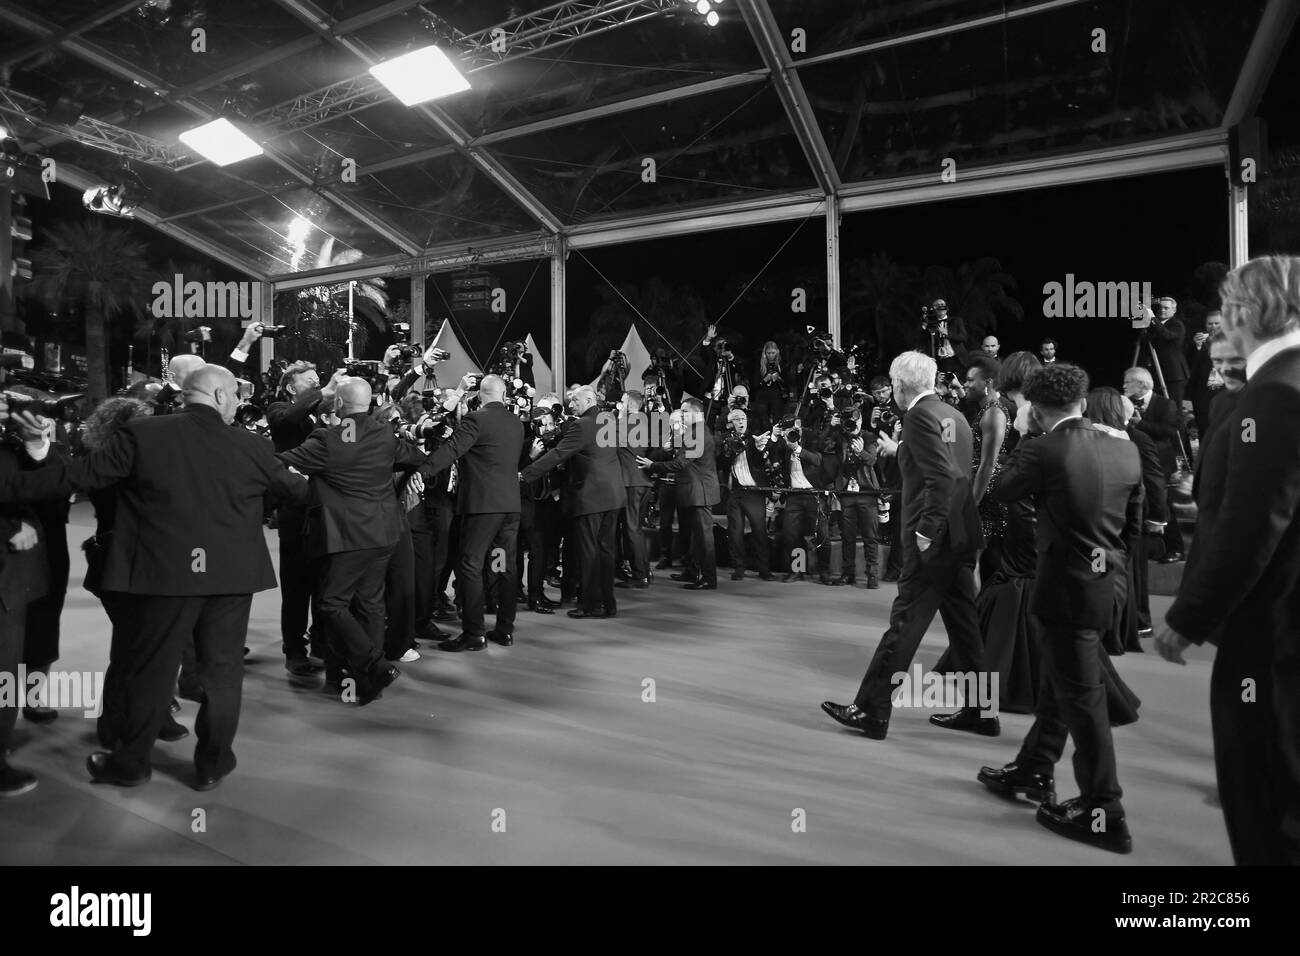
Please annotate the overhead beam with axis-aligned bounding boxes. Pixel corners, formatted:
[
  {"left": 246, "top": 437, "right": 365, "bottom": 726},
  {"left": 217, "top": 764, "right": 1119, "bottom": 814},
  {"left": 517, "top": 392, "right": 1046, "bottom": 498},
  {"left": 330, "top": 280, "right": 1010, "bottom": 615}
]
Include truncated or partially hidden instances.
[
  {"left": 1223, "top": 0, "right": 1300, "bottom": 128},
  {"left": 0, "top": 0, "right": 142, "bottom": 72},
  {"left": 270, "top": 0, "right": 564, "bottom": 234},
  {"left": 0, "top": 3, "right": 424, "bottom": 256},
  {"left": 55, "top": 164, "right": 270, "bottom": 279},
  {"left": 737, "top": 0, "right": 839, "bottom": 194}
]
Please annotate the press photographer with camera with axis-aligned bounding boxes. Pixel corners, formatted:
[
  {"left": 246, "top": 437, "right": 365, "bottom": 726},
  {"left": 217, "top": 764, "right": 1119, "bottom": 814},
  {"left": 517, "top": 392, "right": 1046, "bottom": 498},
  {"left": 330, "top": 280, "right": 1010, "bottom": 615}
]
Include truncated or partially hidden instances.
[
  {"left": 399, "top": 386, "right": 462, "bottom": 630},
  {"left": 519, "top": 401, "right": 563, "bottom": 613},
  {"left": 701, "top": 324, "right": 743, "bottom": 412},
  {"left": 754, "top": 340, "right": 786, "bottom": 429},
  {"left": 865, "top": 376, "right": 903, "bottom": 582},
  {"left": 383, "top": 343, "right": 453, "bottom": 401},
  {"left": 1139, "top": 296, "right": 1190, "bottom": 404},
  {"left": 771, "top": 415, "right": 837, "bottom": 585},
  {"left": 595, "top": 349, "right": 629, "bottom": 405},
  {"left": 920, "top": 298, "right": 968, "bottom": 377},
  {"left": 615, "top": 390, "right": 653, "bottom": 590},
  {"left": 718, "top": 407, "right": 773, "bottom": 581},
  {"left": 834, "top": 410, "right": 883, "bottom": 588}
]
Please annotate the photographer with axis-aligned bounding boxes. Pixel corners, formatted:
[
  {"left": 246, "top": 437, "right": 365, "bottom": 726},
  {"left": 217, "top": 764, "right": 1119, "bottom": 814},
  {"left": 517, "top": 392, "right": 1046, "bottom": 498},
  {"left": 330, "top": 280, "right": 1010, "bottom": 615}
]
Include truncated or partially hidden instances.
[
  {"left": 492, "top": 341, "right": 535, "bottom": 389},
  {"left": 701, "top": 325, "right": 743, "bottom": 410},
  {"left": 772, "top": 417, "right": 837, "bottom": 584},
  {"left": 383, "top": 343, "right": 453, "bottom": 401},
  {"left": 718, "top": 408, "right": 774, "bottom": 581},
  {"left": 267, "top": 361, "right": 348, "bottom": 676},
  {"left": 520, "top": 402, "right": 563, "bottom": 613},
  {"left": 921, "top": 299, "right": 968, "bottom": 377},
  {"left": 1140, "top": 296, "right": 1190, "bottom": 404},
  {"left": 615, "top": 390, "right": 653, "bottom": 590},
  {"left": 594, "top": 349, "right": 628, "bottom": 405},
  {"left": 754, "top": 341, "right": 785, "bottom": 430},
  {"left": 835, "top": 411, "right": 883, "bottom": 588}
]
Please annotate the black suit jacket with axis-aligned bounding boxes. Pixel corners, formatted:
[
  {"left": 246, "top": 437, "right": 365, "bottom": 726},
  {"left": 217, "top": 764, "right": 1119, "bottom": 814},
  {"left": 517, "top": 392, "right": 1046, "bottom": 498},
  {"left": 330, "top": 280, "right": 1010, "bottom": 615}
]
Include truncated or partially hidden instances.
[
  {"left": 994, "top": 418, "right": 1142, "bottom": 628},
  {"left": 1145, "top": 317, "right": 1190, "bottom": 386},
  {"left": 1125, "top": 425, "right": 1167, "bottom": 524},
  {"left": 267, "top": 388, "right": 323, "bottom": 453},
  {"left": 1167, "top": 347, "right": 1300, "bottom": 652},
  {"left": 649, "top": 423, "right": 721, "bottom": 507},
  {"left": 898, "top": 393, "right": 982, "bottom": 557},
  {"left": 522, "top": 407, "right": 626, "bottom": 516},
  {"left": 1134, "top": 392, "right": 1180, "bottom": 475},
  {"left": 1187, "top": 344, "right": 1217, "bottom": 432},
  {"left": 278, "top": 413, "right": 425, "bottom": 555},
  {"left": 717, "top": 433, "right": 771, "bottom": 490},
  {"left": 0, "top": 405, "right": 306, "bottom": 595},
  {"left": 424, "top": 402, "right": 526, "bottom": 515},
  {"left": 0, "top": 444, "right": 49, "bottom": 612}
]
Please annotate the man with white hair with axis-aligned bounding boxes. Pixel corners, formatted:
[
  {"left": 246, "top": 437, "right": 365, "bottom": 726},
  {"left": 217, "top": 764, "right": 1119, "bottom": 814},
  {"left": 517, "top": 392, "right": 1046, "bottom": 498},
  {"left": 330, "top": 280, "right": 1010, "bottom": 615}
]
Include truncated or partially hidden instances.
[
  {"left": 1156, "top": 255, "right": 1300, "bottom": 865},
  {"left": 524, "top": 384, "right": 627, "bottom": 618},
  {"left": 1122, "top": 366, "right": 1184, "bottom": 562},
  {"left": 822, "top": 350, "right": 989, "bottom": 741}
]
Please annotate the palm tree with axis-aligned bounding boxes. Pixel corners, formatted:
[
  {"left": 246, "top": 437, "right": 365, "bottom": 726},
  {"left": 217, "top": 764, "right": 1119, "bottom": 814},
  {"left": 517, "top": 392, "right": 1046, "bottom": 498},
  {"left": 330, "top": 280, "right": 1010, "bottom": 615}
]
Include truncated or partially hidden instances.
[
  {"left": 27, "top": 220, "right": 152, "bottom": 400},
  {"left": 296, "top": 238, "right": 390, "bottom": 359}
]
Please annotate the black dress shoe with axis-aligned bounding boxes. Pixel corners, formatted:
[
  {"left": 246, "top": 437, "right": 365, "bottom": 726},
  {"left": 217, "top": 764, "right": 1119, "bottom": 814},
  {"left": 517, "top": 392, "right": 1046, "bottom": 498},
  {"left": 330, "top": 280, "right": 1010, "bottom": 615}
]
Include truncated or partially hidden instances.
[
  {"left": 528, "top": 601, "right": 555, "bottom": 615},
  {"left": 417, "top": 622, "right": 448, "bottom": 640},
  {"left": 567, "top": 607, "right": 607, "bottom": 619},
  {"left": 782, "top": 572, "right": 804, "bottom": 583},
  {"left": 758, "top": 571, "right": 775, "bottom": 580},
  {"left": 0, "top": 764, "right": 38, "bottom": 797},
  {"left": 22, "top": 706, "right": 57, "bottom": 724},
  {"left": 193, "top": 773, "right": 226, "bottom": 793},
  {"left": 487, "top": 629, "right": 514, "bottom": 647},
  {"left": 930, "top": 709, "right": 1001, "bottom": 737},
  {"left": 669, "top": 572, "right": 697, "bottom": 582},
  {"left": 615, "top": 578, "right": 649, "bottom": 589},
  {"left": 730, "top": 570, "right": 745, "bottom": 581},
  {"left": 1037, "top": 798, "right": 1132, "bottom": 854},
  {"left": 437, "top": 633, "right": 487, "bottom": 652},
  {"left": 1157, "top": 551, "right": 1184, "bottom": 564},
  {"left": 684, "top": 581, "right": 717, "bottom": 590},
  {"left": 359, "top": 665, "right": 401, "bottom": 706},
  {"left": 837, "top": 575, "right": 855, "bottom": 587},
  {"left": 158, "top": 715, "right": 190, "bottom": 743},
  {"left": 820, "top": 702, "right": 888, "bottom": 739},
  {"left": 86, "top": 752, "right": 150, "bottom": 787},
  {"left": 432, "top": 608, "right": 458, "bottom": 622},
  {"left": 978, "top": 762, "right": 1055, "bottom": 803},
  {"left": 615, "top": 564, "right": 633, "bottom": 581},
  {"left": 285, "top": 655, "right": 322, "bottom": 677},
  {"left": 177, "top": 681, "right": 204, "bottom": 703}
]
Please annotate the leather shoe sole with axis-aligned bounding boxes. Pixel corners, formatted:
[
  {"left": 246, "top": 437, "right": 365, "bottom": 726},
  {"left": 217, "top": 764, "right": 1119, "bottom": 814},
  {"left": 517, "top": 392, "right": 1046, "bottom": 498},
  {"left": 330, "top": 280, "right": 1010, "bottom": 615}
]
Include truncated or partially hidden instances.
[
  {"left": 820, "top": 702, "right": 888, "bottom": 740},
  {"left": 977, "top": 766, "right": 1053, "bottom": 803}
]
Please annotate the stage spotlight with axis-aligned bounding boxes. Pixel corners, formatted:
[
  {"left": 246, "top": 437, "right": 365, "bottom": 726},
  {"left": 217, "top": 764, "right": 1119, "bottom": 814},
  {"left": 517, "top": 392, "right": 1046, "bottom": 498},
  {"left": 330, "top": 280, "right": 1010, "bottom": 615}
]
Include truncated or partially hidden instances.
[
  {"left": 287, "top": 215, "right": 312, "bottom": 245},
  {"left": 696, "top": 0, "right": 710, "bottom": 13},
  {"left": 178, "top": 118, "right": 263, "bottom": 166},
  {"left": 82, "top": 184, "right": 139, "bottom": 218},
  {"left": 369, "top": 45, "right": 469, "bottom": 106},
  {"left": 706, "top": 10, "right": 719, "bottom": 25}
]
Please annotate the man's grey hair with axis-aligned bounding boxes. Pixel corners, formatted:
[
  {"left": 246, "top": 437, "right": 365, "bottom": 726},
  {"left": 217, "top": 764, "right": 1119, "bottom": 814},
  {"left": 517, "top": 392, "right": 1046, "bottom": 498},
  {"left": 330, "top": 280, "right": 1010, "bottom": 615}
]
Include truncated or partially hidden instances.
[
  {"left": 1221, "top": 255, "right": 1300, "bottom": 341},
  {"left": 889, "top": 351, "right": 938, "bottom": 395},
  {"left": 1124, "top": 367, "right": 1153, "bottom": 388}
]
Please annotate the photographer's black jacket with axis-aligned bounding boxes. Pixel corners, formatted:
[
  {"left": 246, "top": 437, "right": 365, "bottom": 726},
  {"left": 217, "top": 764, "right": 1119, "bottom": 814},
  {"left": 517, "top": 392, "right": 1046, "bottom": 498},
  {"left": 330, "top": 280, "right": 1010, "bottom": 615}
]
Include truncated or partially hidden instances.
[{"left": 425, "top": 401, "right": 527, "bottom": 515}]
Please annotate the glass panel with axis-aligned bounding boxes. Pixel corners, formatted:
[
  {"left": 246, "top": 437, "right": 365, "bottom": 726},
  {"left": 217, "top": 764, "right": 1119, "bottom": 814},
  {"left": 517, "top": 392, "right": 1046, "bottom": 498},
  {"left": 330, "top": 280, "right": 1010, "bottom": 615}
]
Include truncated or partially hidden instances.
[
  {"left": 272, "top": 102, "right": 450, "bottom": 170},
  {"left": 81, "top": 0, "right": 312, "bottom": 89},
  {"left": 347, "top": 155, "right": 539, "bottom": 247},
  {"left": 486, "top": 83, "right": 814, "bottom": 225},
  {"left": 798, "top": 0, "right": 1267, "bottom": 182}
]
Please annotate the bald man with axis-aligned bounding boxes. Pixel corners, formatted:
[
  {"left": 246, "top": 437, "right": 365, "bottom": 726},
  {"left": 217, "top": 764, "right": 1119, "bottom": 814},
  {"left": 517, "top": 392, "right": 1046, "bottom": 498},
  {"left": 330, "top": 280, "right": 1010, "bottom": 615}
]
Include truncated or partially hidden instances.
[
  {"left": 0, "top": 364, "right": 308, "bottom": 791},
  {"left": 153, "top": 322, "right": 263, "bottom": 413},
  {"left": 424, "top": 373, "right": 527, "bottom": 650},
  {"left": 279, "top": 377, "right": 429, "bottom": 693},
  {"left": 1123, "top": 366, "right": 1184, "bottom": 561}
]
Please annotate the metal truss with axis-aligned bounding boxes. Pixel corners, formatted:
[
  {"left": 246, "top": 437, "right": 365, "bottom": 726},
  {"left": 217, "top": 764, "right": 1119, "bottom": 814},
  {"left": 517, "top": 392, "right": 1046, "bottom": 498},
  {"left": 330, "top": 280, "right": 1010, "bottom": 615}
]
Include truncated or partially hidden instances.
[{"left": 0, "top": 86, "right": 193, "bottom": 169}]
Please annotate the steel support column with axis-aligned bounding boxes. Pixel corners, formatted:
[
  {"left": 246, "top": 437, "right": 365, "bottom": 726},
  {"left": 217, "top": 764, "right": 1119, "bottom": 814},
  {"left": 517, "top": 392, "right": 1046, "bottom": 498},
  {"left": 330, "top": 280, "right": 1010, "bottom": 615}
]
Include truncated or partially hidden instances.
[
  {"left": 1229, "top": 181, "right": 1249, "bottom": 269},
  {"left": 410, "top": 274, "right": 426, "bottom": 345},
  {"left": 551, "top": 235, "right": 567, "bottom": 392},
  {"left": 825, "top": 196, "right": 841, "bottom": 347}
]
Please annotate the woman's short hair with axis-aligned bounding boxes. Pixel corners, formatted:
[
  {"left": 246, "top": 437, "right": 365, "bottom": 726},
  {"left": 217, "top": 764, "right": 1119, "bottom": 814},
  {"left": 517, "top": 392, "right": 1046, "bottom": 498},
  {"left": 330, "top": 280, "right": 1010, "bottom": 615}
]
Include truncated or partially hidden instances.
[
  {"left": 965, "top": 353, "right": 1001, "bottom": 382},
  {"left": 1086, "top": 386, "right": 1128, "bottom": 430},
  {"left": 82, "top": 397, "right": 152, "bottom": 450},
  {"left": 997, "top": 351, "right": 1041, "bottom": 394}
]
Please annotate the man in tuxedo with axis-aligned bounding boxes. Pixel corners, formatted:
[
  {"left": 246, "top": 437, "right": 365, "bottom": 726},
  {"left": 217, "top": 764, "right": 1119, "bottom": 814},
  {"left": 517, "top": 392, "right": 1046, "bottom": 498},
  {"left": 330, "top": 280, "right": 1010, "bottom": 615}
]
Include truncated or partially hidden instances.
[
  {"left": 420, "top": 375, "right": 526, "bottom": 650},
  {"left": 615, "top": 390, "right": 653, "bottom": 590},
  {"left": 1039, "top": 338, "right": 1059, "bottom": 366},
  {"left": 822, "top": 350, "right": 989, "bottom": 740},
  {"left": 717, "top": 408, "right": 774, "bottom": 581},
  {"left": 1156, "top": 255, "right": 1300, "bottom": 865},
  {"left": 640, "top": 397, "right": 721, "bottom": 589},
  {"left": 523, "top": 385, "right": 626, "bottom": 619},
  {"left": 1122, "top": 395, "right": 1165, "bottom": 635},
  {"left": 267, "top": 361, "right": 348, "bottom": 676},
  {"left": 1123, "top": 367, "right": 1184, "bottom": 562},
  {"left": 977, "top": 364, "right": 1143, "bottom": 854},
  {"left": 0, "top": 365, "right": 307, "bottom": 791},
  {"left": 277, "top": 378, "right": 422, "bottom": 701},
  {"left": 1187, "top": 311, "right": 1224, "bottom": 437},
  {"left": 1142, "top": 296, "right": 1190, "bottom": 404},
  {"left": 0, "top": 413, "right": 50, "bottom": 796}
]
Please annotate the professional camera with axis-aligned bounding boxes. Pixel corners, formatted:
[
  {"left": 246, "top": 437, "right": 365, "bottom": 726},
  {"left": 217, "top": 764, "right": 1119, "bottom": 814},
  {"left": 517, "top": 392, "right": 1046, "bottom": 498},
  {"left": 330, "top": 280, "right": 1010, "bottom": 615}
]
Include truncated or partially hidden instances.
[
  {"left": 490, "top": 341, "right": 529, "bottom": 378},
  {"left": 649, "top": 348, "right": 675, "bottom": 372},
  {"left": 729, "top": 393, "right": 748, "bottom": 409},
  {"left": 234, "top": 403, "right": 265, "bottom": 428},
  {"left": 2, "top": 391, "right": 85, "bottom": 422},
  {"left": 256, "top": 325, "right": 288, "bottom": 338},
  {"left": 920, "top": 304, "right": 943, "bottom": 334},
  {"left": 776, "top": 418, "right": 801, "bottom": 447}
]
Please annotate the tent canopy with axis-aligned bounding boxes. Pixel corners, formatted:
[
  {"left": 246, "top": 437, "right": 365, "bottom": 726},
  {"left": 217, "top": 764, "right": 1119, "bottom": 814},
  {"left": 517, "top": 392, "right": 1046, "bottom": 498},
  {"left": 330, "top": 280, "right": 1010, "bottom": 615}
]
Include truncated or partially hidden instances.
[{"left": 0, "top": 0, "right": 1288, "bottom": 284}]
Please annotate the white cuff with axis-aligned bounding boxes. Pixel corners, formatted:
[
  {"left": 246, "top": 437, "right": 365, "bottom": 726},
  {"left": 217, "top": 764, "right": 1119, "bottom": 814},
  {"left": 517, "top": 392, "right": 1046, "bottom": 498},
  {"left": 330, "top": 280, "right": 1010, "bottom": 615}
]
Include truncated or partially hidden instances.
[
  {"left": 230, "top": 347, "right": 249, "bottom": 363},
  {"left": 24, "top": 437, "right": 51, "bottom": 461}
]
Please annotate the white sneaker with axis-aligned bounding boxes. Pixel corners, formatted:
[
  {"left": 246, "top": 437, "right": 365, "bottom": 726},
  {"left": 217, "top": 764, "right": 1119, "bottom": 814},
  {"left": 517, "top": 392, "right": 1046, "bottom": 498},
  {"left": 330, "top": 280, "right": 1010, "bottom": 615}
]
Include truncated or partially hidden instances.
[{"left": 399, "top": 648, "right": 421, "bottom": 663}]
